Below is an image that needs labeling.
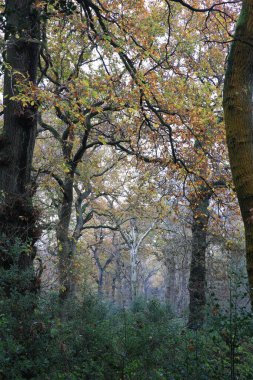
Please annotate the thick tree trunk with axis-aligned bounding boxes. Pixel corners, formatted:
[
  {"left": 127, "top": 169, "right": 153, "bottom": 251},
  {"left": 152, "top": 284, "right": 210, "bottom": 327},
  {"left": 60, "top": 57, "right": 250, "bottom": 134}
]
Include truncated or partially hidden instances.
[
  {"left": 188, "top": 192, "right": 210, "bottom": 329},
  {"left": 223, "top": 0, "right": 253, "bottom": 307},
  {"left": 0, "top": 1, "right": 40, "bottom": 283},
  {"left": 58, "top": 237, "right": 76, "bottom": 301}
]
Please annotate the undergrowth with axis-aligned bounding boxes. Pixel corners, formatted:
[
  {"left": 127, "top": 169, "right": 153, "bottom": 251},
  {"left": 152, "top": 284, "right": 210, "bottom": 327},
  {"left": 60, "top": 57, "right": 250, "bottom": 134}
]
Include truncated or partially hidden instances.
[
  {"left": 0, "top": 291, "right": 253, "bottom": 380},
  {"left": 0, "top": 242, "right": 252, "bottom": 379}
]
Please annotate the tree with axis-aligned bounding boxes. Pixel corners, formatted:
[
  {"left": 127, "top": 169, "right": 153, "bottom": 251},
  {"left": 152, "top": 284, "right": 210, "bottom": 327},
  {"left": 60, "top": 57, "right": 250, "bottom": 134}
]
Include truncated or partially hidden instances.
[
  {"left": 98, "top": 166, "right": 162, "bottom": 302},
  {"left": 35, "top": 0, "right": 237, "bottom": 317},
  {"left": 33, "top": 7, "right": 131, "bottom": 300},
  {"left": 0, "top": 0, "right": 41, "bottom": 290},
  {"left": 223, "top": 0, "right": 253, "bottom": 308},
  {"left": 188, "top": 186, "right": 212, "bottom": 328},
  {"left": 89, "top": 229, "right": 114, "bottom": 297},
  {"left": 117, "top": 217, "right": 155, "bottom": 301}
]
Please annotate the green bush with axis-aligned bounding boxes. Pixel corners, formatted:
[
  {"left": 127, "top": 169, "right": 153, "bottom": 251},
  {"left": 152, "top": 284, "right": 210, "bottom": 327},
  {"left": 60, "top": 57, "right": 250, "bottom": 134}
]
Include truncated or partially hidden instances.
[
  {"left": 1, "top": 291, "right": 253, "bottom": 380},
  {"left": 0, "top": 245, "right": 253, "bottom": 380}
]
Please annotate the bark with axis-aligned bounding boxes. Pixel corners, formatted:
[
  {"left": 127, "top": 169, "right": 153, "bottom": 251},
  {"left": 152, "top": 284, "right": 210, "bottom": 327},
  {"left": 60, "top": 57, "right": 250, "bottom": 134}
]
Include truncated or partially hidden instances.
[
  {"left": 188, "top": 191, "right": 211, "bottom": 329},
  {"left": 56, "top": 170, "right": 92, "bottom": 300},
  {"left": 57, "top": 175, "right": 76, "bottom": 300},
  {"left": 223, "top": 0, "right": 253, "bottom": 307},
  {"left": 130, "top": 246, "right": 138, "bottom": 301},
  {"left": 129, "top": 218, "right": 139, "bottom": 301},
  {"left": 179, "top": 258, "right": 189, "bottom": 314},
  {"left": 118, "top": 218, "right": 155, "bottom": 302},
  {"left": 112, "top": 276, "right": 116, "bottom": 302},
  {"left": 98, "top": 268, "right": 105, "bottom": 297},
  {"left": 165, "top": 255, "right": 176, "bottom": 308},
  {"left": 0, "top": 1, "right": 40, "bottom": 283},
  {"left": 92, "top": 241, "right": 113, "bottom": 298},
  {"left": 114, "top": 254, "right": 123, "bottom": 305}
]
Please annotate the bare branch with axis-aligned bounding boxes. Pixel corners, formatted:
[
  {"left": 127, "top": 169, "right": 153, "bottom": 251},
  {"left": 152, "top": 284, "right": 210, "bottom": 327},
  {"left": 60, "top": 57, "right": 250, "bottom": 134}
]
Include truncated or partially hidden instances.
[{"left": 168, "top": 0, "right": 241, "bottom": 13}]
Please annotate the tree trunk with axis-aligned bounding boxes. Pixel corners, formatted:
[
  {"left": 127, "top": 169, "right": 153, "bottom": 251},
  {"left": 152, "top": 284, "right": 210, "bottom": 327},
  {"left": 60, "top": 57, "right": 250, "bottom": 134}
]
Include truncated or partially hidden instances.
[
  {"left": 0, "top": 0, "right": 40, "bottom": 286},
  {"left": 188, "top": 192, "right": 210, "bottom": 329},
  {"left": 98, "top": 267, "right": 104, "bottom": 297},
  {"left": 57, "top": 175, "right": 76, "bottom": 300},
  {"left": 57, "top": 177, "right": 92, "bottom": 301},
  {"left": 112, "top": 276, "right": 116, "bottom": 302},
  {"left": 165, "top": 255, "right": 176, "bottom": 309},
  {"left": 130, "top": 247, "right": 138, "bottom": 301},
  {"left": 179, "top": 258, "right": 189, "bottom": 314},
  {"left": 223, "top": 0, "right": 253, "bottom": 307}
]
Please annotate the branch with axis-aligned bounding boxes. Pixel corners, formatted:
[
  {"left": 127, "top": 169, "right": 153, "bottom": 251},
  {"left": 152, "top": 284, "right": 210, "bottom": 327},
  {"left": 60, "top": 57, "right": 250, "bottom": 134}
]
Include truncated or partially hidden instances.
[
  {"left": 136, "top": 222, "right": 156, "bottom": 250},
  {"left": 114, "top": 143, "right": 168, "bottom": 165},
  {"left": 38, "top": 115, "right": 62, "bottom": 142},
  {"left": 103, "top": 254, "right": 114, "bottom": 270},
  {"left": 117, "top": 227, "right": 131, "bottom": 247},
  {"left": 168, "top": 0, "right": 240, "bottom": 13},
  {"left": 38, "top": 169, "right": 64, "bottom": 189},
  {"left": 82, "top": 224, "right": 118, "bottom": 230},
  {"left": 72, "top": 115, "right": 92, "bottom": 168}
]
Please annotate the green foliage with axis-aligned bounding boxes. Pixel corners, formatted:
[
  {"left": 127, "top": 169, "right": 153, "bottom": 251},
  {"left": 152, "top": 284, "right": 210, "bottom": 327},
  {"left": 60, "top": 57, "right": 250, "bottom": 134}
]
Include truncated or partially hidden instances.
[
  {"left": 0, "top": 285, "right": 253, "bottom": 380},
  {"left": 0, "top": 244, "right": 252, "bottom": 380},
  {"left": 48, "top": 0, "right": 77, "bottom": 15}
]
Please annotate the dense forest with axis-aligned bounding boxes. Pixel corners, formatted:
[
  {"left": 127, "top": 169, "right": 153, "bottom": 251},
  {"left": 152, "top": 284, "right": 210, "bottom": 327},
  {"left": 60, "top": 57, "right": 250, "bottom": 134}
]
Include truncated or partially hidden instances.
[{"left": 1, "top": 0, "right": 253, "bottom": 379}]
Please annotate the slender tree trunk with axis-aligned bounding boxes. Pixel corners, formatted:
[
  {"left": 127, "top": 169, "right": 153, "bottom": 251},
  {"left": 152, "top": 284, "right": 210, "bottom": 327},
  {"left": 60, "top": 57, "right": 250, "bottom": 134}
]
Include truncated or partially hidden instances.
[
  {"left": 188, "top": 192, "right": 211, "bottom": 329},
  {"left": 98, "top": 267, "right": 104, "bottom": 297},
  {"left": 180, "top": 260, "right": 188, "bottom": 314},
  {"left": 130, "top": 247, "right": 138, "bottom": 301},
  {"left": 57, "top": 176, "right": 76, "bottom": 300},
  {"left": 116, "top": 257, "right": 123, "bottom": 305},
  {"left": 223, "top": 0, "right": 253, "bottom": 307},
  {"left": 112, "top": 276, "right": 116, "bottom": 302},
  {"left": 165, "top": 255, "right": 176, "bottom": 309},
  {"left": 0, "top": 0, "right": 40, "bottom": 285}
]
